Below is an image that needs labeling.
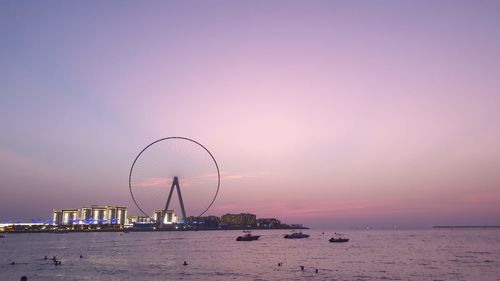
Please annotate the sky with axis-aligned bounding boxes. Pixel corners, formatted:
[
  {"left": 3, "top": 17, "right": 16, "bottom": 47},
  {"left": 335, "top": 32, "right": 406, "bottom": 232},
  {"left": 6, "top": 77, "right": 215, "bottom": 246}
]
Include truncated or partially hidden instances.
[{"left": 1, "top": 0, "right": 499, "bottom": 229}]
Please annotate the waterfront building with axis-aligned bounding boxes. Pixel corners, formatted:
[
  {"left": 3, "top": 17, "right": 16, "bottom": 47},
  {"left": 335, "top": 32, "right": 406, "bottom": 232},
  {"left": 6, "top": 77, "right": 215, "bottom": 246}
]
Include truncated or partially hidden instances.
[
  {"left": 153, "top": 210, "right": 178, "bottom": 224},
  {"left": 81, "top": 207, "right": 93, "bottom": 221},
  {"left": 61, "top": 209, "right": 79, "bottom": 225},
  {"left": 53, "top": 205, "right": 128, "bottom": 225},
  {"left": 52, "top": 209, "right": 62, "bottom": 225},
  {"left": 81, "top": 205, "right": 128, "bottom": 225},
  {"left": 116, "top": 206, "right": 127, "bottom": 225},
  {"left": 221, "top": 213, "right": 257, "bottom": 227},
  {"left": 257, "top": 218, "right": 281, "bottom": 228},
  {"left": 127, "top": 215, "right": 151, "bottom": 223},
  {"left": 91, "top": 206, "right": 107, "bottom": 223},
  {"left": 187, "top": 216, "right": 221, "bottom": 228}
]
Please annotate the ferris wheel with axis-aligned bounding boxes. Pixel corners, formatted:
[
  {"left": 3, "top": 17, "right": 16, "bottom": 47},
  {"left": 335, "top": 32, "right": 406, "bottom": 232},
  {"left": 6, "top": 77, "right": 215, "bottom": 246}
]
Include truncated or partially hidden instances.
[{"left": 128, "top": 137, "right": 220, "bottom": 226}]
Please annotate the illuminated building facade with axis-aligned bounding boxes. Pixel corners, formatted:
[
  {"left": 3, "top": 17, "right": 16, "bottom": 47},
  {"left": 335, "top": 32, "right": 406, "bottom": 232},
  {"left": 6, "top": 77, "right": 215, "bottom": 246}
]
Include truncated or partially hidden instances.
[
  {"left": 52, "top": 205, "right": 127, "bottom": 225},
  {"left": 58, "top": 209, "right": 79, "bottom": 225},
  {"left": 153, "top": 210, "right": 178, "bottom": 224},
  {"left": 82, "top": 205, "right": 128, "bottom": 224},
  {"left": 127, "top": 215, "right": 151, "bottom": 223},
  {"left": 52, "top": 210, "right": 62, "bottom": 225}
]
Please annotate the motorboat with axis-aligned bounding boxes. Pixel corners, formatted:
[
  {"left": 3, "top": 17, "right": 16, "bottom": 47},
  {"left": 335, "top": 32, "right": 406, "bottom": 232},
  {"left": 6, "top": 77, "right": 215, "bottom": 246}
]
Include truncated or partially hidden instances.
[
  {"left": 329, "top": 232, "right": 349, "bottom": 243},
  {"left": 236, "top": 232, "right": 260, "bottom": 241},
  {"left": 329, "top": 237, "right": 349, "bottom": 243},
  {"left": 284, "top": 232, "right": 309, "bottom": 239}
]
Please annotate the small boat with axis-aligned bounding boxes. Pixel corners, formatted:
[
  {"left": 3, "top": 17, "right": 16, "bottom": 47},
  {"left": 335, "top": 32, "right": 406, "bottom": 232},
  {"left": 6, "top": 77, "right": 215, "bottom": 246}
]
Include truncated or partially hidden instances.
[
  {"left": 329, "top": 232, "right": 349, "bottom": 243},
  {"left": 284, "top": 232, "right": 309, "bottom": 239},
  {"left": 236, "top": 233, "right": 260, "bottom": 241},
  {"left": 329, "top": 237, "right": 349, "bottom": 243}
]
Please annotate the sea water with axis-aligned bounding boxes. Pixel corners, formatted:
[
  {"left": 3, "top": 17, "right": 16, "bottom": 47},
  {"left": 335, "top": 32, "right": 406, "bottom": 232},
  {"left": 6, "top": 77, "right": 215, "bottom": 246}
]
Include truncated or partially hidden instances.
[{"left": 1, "top": 229, "right": 499, "bottom": 281}]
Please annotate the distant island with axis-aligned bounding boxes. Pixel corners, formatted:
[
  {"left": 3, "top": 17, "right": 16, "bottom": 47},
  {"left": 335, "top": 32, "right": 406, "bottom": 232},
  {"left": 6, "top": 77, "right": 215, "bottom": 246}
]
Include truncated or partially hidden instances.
[
  {"left": 0, "top": 205, "right": 307, "bottom": 234},
  {"left": 433, "top": 225, "right": 500, "bottom": 229}
]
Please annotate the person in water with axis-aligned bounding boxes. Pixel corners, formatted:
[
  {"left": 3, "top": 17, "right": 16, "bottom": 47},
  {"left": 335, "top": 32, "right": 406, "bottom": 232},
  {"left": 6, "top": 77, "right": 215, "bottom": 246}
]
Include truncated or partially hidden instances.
[
  {"left": 183, "top": 261, "right": 188, "bottom": 266},
  {"left": 80, "top": 254, "right": 83, "bottom": 258},
  {"left": 20, "top": 276, "right": 28, "bottom": 281}
]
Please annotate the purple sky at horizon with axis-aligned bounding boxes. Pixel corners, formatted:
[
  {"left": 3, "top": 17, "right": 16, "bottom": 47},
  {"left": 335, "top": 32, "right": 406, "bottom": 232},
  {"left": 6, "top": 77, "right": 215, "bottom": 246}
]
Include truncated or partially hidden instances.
[{"left": 1, "top": 1, "right": 500, "bottom": 228}]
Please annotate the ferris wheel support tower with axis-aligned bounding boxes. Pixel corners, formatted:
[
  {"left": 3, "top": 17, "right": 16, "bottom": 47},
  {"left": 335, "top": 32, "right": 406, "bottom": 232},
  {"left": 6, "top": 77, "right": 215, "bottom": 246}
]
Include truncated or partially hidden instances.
[{"left": 161, "top": 176, "right": 187, "bottom": 226}]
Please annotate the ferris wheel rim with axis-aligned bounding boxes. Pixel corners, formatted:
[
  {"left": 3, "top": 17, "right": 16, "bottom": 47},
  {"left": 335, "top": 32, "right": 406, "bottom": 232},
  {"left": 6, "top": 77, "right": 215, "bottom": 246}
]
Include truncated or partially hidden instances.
[{"left": 128, "top": 136, "right": 220, "bottom": 221}]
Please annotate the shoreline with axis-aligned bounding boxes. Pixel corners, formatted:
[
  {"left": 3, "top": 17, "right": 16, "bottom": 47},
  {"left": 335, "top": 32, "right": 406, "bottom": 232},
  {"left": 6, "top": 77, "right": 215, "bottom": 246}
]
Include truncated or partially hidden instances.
[
  {"left": 1, "top": 225, "right": 309, "bottom": 234},
  {"left": 433, "top": 225, "right": 500, "bottom": 229}
]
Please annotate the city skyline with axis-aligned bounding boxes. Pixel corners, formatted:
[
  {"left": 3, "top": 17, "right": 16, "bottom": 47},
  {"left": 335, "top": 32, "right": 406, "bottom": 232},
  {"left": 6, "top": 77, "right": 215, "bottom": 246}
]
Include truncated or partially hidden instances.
[{"left": 1, "top": 1, "right": 500, "bottom": 229}]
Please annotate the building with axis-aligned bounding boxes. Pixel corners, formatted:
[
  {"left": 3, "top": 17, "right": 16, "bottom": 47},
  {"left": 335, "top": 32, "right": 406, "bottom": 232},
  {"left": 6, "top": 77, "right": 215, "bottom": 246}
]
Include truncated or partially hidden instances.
[
  {"left": 187, "top": 216, "right": 221, "bottom": 228},
  {"left": 221, "top": 213, "right": 257, "bottom": 227},
  {"left": 127, "top": 215, "right": 151, "bottom": 224},
  {"left": 91, "top": 206, "right": 107, "bottom": 223},
  {"left": 153, "top": 210, "right": 178, "bottom": 224},
  {"left": 116, "top": 206, "right": 127, "bottom": 225},
  {"left": 81, "top": 207, "right": 93, "bottom": 221},
  {"left": 53, "top": 205, "right": 128, "bottom": 226},
  {"left": 61, "top": 209, "right": 79, "bottom": 225},
  {"left": 81, "top": 205, "right": 128, "bottom": 225},
  {"left": 257, "top": 218, "right": 281, "bottom": 228},
  {"left": 52, "top": 210, "right": 62, "bottom": 225}
]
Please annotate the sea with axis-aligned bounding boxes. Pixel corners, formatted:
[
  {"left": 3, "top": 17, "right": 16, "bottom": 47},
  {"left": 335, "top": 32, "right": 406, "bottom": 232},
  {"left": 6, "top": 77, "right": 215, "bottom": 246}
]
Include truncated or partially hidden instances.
[{"left": 1, "top": 229, "right": 499, "bottom": 281}]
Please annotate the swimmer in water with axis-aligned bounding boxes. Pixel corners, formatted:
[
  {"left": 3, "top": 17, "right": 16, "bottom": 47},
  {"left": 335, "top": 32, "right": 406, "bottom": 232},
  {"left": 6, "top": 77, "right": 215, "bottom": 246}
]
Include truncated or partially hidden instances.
[{"left": 183, "top": 261, "right": 188, "bottom": 266}]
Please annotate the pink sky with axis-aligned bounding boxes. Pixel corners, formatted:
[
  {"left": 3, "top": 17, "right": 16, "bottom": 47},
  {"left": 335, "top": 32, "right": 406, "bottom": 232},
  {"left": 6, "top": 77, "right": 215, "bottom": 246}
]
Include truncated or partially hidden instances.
[{"left": 1, "top": 1, "right": 500, "bottom": 228}]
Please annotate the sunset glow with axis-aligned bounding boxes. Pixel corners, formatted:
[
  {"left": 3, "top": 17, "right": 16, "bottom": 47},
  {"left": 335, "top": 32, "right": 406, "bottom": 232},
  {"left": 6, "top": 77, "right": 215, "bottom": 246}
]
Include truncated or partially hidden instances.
[{"left": 1, "top": 1, "right": 500, "bottom": 228}]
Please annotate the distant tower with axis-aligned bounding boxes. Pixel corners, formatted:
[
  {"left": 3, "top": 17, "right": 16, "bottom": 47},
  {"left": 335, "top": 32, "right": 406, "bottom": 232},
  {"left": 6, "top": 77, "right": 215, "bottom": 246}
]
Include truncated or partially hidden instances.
[{"left": 161, "top": 176, "right": 187, "bottom": 226}]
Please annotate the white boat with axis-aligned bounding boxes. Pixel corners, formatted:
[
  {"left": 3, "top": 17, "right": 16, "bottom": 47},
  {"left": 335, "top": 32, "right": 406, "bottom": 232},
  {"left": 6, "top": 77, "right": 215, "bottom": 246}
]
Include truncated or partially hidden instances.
[
  {"left": 284, "top": 232, "right": 309, "bottom": 239},
  {"left": 236, "top": 231, "right": 260, "bottom": 241},
  {"left": 236, "top": 233, "right": 260, "bottom": 241},
  {"left": 329, "top": 232, "right": 349, "bottom": 243}
]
